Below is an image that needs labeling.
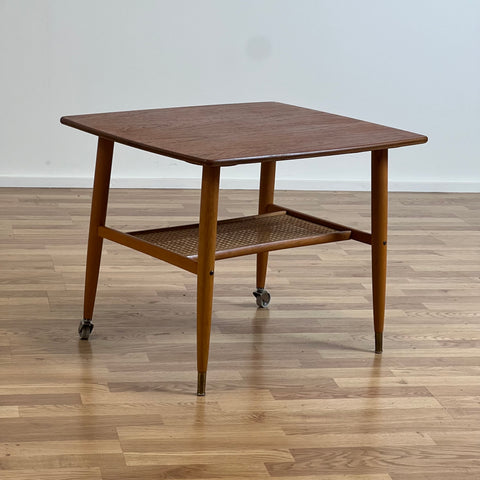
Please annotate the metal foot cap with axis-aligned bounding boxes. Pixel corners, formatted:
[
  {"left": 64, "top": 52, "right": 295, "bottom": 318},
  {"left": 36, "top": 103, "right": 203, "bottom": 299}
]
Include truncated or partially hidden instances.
[
  {"left": 375, "top": 332, "right": 383, "bottom": 354},
  {"left": 197, "top": 372, "right": 207, "bottom": 396}
]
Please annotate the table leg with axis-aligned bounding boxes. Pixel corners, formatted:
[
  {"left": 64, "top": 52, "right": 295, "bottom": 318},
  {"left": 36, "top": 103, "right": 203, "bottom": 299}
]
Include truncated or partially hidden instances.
[
  {"left": 196, "top": 165, "right": 220, "bottom": 395},
  {"left": 81, "top": 138, "right": 114, "bottom": 339},
  {"left": 256, "top": 161, "right": 276, "bottom": 297},
  {"left": 371, "top": 149, "right": 388, "bottom": 353}
]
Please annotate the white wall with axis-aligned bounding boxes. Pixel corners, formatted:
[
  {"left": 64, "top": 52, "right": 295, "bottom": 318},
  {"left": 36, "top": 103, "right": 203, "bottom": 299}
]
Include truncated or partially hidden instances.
[{"left": 1, "top": 0, "right": 479, "bottom": 191}]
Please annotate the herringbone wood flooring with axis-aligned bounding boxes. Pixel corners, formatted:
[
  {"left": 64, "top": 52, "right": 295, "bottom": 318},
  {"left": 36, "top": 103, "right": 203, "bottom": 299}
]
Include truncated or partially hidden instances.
[{"left": 0, "top": 187, "right": 479, "bottom": 479}]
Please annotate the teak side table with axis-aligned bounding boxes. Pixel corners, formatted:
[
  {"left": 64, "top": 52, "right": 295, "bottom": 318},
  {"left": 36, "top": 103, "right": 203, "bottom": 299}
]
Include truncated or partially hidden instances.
[{"left": 61, "top": 102, "right": 427, "bottom": 395}]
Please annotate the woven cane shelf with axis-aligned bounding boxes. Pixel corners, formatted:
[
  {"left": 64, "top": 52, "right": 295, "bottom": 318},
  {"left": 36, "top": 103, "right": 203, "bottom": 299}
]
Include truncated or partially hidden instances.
[{"left": 99, "top": 210, "right": 351, "bottom": 274}]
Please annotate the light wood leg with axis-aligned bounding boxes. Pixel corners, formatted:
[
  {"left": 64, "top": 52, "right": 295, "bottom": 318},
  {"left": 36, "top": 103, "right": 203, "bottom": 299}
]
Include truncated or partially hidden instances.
[
  {"left": 371, "top": 149, "right": 388, "bottom": 353},
  {"left": 81, "top": 138, "right": 114, "bottom": 338},
  {"left": 256, "top": 161, "right": 276, "bottom": 289},
  {"left": 196, "top": 165, "right": 220, "bottom": 395}
]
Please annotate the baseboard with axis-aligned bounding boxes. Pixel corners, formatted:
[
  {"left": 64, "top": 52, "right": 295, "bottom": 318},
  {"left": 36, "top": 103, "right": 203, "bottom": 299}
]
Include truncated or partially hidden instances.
[{"left": 0, "top": 176, "right": 479, "bottom": 192}]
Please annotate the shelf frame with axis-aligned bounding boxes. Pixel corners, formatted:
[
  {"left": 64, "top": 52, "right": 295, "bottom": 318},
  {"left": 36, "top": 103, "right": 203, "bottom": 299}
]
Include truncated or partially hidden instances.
[{"left": 98, "top": 208, "right": 364, "bottom": 275}]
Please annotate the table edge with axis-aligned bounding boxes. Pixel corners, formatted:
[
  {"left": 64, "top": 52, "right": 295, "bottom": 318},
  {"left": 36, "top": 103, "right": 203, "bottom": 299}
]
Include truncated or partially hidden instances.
[{"left": 60, "top": 116, "right": 428, "bottom": 166}]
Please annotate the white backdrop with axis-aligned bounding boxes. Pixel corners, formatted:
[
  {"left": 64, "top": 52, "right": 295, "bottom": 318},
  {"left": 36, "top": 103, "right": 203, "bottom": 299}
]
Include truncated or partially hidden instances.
[{"left": 1, "top": 0, "right": 479, "bottom": 191}]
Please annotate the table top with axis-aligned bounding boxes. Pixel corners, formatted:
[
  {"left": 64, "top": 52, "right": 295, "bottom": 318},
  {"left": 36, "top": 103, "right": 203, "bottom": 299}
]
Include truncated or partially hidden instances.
[{"left": 61, "top": 102, "right": 427, "bottom": 167}]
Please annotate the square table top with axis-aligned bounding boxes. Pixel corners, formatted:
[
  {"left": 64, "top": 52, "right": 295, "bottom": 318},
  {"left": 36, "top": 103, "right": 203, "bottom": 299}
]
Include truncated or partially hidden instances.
[{"left": 61, "top": 102, "right": 427, "bottom": 167}]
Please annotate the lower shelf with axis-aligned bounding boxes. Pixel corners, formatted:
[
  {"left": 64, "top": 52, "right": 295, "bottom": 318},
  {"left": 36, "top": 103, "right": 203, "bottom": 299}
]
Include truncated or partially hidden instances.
[{"left": 99, "top": 210, "right": 352, "bottom": 273}]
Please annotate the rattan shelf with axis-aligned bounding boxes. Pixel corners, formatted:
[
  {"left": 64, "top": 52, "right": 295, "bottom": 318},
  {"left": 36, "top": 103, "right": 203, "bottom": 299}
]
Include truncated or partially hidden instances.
[{"left": 99, "top": 210, "right": 351, "bottom": 274}]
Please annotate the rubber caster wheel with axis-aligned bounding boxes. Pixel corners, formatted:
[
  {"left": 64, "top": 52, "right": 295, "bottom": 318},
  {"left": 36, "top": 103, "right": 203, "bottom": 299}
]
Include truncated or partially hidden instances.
[
  {"left": 78, "top": 320, "right": 94, "bottom": 340},
  {"left": 253, "top": 288, "right": 271, "bottom": 308}
]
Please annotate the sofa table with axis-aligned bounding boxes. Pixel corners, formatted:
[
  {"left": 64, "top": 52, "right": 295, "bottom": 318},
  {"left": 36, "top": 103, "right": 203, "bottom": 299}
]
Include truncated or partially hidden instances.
[{"left": 61, "top": 102, "right": 427, "bottom": 395}]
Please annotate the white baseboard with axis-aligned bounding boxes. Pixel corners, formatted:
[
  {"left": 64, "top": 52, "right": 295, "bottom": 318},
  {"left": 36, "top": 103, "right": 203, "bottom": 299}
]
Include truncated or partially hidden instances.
[{"left": 0, "top": 176, "right": 479, "bottom": 192}]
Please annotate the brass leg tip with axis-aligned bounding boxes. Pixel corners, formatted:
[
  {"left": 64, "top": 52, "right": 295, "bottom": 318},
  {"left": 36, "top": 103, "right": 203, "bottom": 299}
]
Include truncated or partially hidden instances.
[
  {"left": 197, "top": 372, "right": 206, "bottom": 396},
  {"left": 375, "top": 332, "right": 383, "bottom": 354}
]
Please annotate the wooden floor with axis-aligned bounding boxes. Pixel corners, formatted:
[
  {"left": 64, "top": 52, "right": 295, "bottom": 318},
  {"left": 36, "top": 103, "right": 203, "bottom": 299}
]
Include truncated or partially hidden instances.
[{"left": 1, "top": 187, "right": 479, "bottom": 480}]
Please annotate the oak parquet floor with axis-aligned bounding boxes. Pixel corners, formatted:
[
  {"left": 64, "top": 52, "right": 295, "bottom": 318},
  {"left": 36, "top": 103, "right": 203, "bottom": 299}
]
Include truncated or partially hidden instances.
[{"left": 0, "top": 187, "right": 479, "bottom": 479}]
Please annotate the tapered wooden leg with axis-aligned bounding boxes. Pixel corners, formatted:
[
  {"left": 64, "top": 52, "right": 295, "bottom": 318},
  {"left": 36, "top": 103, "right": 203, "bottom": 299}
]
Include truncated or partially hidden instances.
[
  {"left": 256, "top": 161, "right": 276, "bottom": 289},
  {"left": 82, "top": 138, "right": 114, "bottom": 335},
  {"left": 196, "top": 165, "right": 220, "bottom": 396},
  {"left": 371, "top": 149, "right": 388, "bottom": 353}
]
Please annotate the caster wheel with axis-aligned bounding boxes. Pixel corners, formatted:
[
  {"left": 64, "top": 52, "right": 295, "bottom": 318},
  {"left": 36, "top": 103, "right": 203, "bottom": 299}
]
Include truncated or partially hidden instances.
[
  {"left": 253, "top": 288, "right": 271, "bottom": 308},
  {"left": 78, "top": 320, "right": 94, "bottom": 340}
]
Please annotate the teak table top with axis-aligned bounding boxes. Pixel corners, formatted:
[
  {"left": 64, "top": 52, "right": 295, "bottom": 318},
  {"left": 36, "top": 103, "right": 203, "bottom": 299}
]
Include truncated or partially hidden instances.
[{"left": 61, "top": 102, "right": 427, "bottom": 167}]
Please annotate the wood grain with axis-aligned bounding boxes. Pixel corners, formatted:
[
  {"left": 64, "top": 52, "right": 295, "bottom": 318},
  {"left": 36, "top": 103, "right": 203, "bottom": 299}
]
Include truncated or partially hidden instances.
[
  {"left": 0, "top": 187, "right": 479, "bottom": 479},
  {"left": 60, "top": 102, "right": 427, "bottom": 166}
]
